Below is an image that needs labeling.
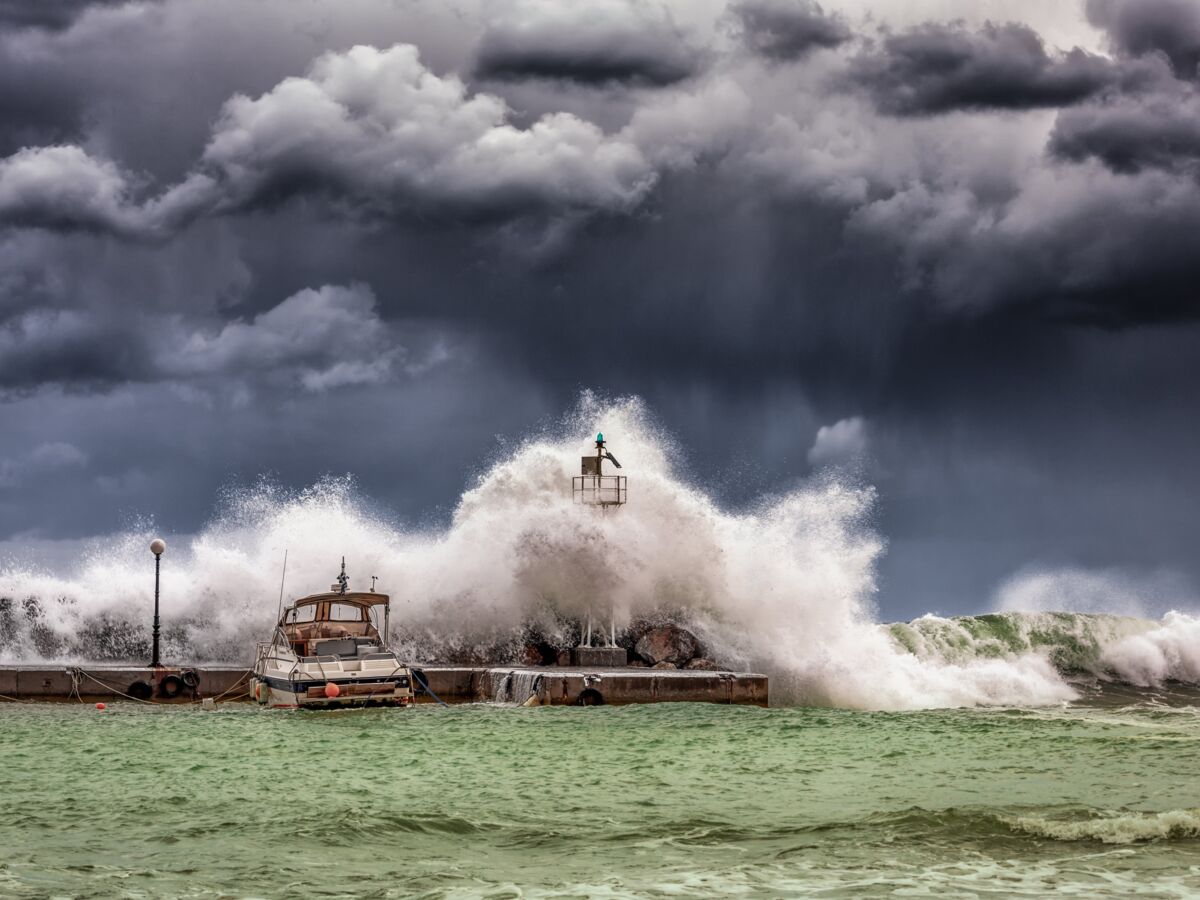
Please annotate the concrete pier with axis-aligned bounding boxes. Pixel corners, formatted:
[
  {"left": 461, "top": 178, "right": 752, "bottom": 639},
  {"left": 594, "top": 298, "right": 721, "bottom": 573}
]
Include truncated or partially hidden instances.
[
  {"left": 416, "top": 666, "right": 767, "bottom": 706},
  {"left": 0, "top": 664, "right": 767, "bottom": 707},
  {"left": 0, "top": 666, "right": 247, "bottom": 703}
]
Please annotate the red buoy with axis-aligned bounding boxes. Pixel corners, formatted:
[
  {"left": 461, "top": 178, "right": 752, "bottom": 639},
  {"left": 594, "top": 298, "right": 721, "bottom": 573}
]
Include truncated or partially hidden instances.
[
  {"left": 95, "top": 702, "right": 106, "bottom": 711},
  {"left": 324, "top": 682, "right": 340, "bottom": 698}
]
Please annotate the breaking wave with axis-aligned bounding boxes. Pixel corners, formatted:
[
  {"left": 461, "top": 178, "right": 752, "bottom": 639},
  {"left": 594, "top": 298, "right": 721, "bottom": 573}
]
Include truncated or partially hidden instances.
[
  {"left": 1005, "top": 808, "right": 1200, "bottom": 844},
  {"left": 1, "top": 394, "right": 1198, "bottom": 710},
  {"left": 889, "top": 611, "right": 1200, "bottom": 689}
]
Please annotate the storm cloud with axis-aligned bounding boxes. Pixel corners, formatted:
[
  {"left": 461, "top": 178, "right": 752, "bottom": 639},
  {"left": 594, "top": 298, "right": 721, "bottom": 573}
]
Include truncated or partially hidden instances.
[
  {"left": 847, "top": 22, "right": 1117, "bottom": 115},
  {"left": 2, "top": 0, "right": 1200, "bottom": 618},
  {"left": 1087, "top": 0, "right": 1200, "bottom": 80},
  {"left": 0, "top": 0, "right": 133, "bottom": 31},
  {"left": 1049, "top": 75, "right": 1200, "bottom": 176},
  {"left": 475, "top": 0, "right": 700, "bottom": 86},
  {"left": 731, "top": 0, "right": 851, "bottom": 62},
  {"left": 0, "top": 44, "right": 658, "bottom": 238}
]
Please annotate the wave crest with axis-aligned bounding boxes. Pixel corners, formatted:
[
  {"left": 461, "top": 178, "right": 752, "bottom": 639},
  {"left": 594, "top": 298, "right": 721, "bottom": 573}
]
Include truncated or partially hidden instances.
[{"left": 1006, "top": 808, "right": 1200, "bottom": 844}]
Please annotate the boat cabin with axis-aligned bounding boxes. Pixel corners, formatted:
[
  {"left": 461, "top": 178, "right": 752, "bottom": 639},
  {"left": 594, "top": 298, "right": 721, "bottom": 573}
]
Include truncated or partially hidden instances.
[{"left": 279, "top": 591, "right": 391, "bottom": 659}]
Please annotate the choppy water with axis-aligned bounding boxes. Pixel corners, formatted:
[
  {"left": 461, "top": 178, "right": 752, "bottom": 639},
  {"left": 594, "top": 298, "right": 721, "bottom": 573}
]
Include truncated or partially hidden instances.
[{"left": 3, "top": 692, "right": 1200, "bottom": 898}]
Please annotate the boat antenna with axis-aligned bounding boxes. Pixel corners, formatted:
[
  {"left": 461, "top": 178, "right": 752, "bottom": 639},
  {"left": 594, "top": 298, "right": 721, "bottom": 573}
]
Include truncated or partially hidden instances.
[
  {"left": 336, "top": 556, "right": 348, "bottom": 595},
  {"left": 275, "top": 549, "right": 289, "bottom": 623}
]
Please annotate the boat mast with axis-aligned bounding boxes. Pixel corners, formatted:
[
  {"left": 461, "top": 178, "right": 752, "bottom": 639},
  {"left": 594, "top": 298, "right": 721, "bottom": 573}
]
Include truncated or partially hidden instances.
[{"left": 335, "top": 557, "right": 348, "bottom": 595}]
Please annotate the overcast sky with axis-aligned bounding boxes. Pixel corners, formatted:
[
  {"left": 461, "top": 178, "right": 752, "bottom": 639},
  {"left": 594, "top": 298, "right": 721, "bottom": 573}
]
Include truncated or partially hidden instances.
[{"left": 1, "top": 0, "right": 1199, "bottom": 619}]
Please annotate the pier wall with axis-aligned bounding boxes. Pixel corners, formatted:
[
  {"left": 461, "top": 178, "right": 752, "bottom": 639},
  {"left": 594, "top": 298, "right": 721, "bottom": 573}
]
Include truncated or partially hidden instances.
[
  {"left": 0, "top": 664, "right": 768, "bottom": 707},
  {"left": 416, "top": 667, "right": 768, "bottom": 707},
  {"left": 0, "top": 666, "right": 248, "bottom": 702}
]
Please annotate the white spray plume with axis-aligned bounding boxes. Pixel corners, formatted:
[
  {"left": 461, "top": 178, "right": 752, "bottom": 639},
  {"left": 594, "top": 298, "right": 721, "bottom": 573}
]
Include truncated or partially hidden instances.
[{"left": 0, "top": 393, "right": 1189, "bottom": 709}]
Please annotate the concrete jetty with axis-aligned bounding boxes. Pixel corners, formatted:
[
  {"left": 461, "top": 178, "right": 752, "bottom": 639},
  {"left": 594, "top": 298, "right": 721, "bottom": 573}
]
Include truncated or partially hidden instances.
[{"left": 0, "top": 664, "right": 768, "bottom": 707}]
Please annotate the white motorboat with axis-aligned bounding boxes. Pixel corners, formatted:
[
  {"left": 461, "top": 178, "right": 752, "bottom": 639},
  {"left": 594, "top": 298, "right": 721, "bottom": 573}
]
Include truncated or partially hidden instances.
[{"left": 250, "top": 560, "right": 414, "bottom": 709}]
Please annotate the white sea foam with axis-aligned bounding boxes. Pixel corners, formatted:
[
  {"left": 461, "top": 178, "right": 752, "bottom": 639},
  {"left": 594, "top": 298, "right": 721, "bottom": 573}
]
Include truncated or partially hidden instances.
[
  {"left": 1099, "top": 612, "right": 1200, "bottom": 686},
  {"left": 0, "top": 394, "right": 1193, "bottom": 709},
  {"left": 1007, "top": 808, "right": 1200, "bottom": 844}
]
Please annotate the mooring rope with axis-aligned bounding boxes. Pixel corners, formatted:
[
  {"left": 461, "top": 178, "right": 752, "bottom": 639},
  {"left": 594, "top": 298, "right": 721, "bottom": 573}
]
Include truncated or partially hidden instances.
[
  {"left": 412, "top": 669, "right": 449, "bottom": 707},
  {"left": 0, "top": 665, "right": 423, "bottom": 707},
  {"left": 76, "top": 668, "right": 156, "bottom": 704},
  {"left": 351, "top": 664, "right": 409, "bottom": 704},
  {"left": 66, "top": 667, "right": 84, "bottom": 703},
  {"left": 199, "top": 669, "right": 252, "bottom": 705}
]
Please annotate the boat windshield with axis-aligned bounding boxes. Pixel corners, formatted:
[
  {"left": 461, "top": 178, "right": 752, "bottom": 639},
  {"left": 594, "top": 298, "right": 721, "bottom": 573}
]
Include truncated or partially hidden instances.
[
  {"left": 285, "top": 601, "right": 370, "bottom": 624},
  {"left": 279, "top": 598, "right": 382, "bottom": 656},
  {"left": 287, "top": 605, "right": 317, "bottom": 624}
]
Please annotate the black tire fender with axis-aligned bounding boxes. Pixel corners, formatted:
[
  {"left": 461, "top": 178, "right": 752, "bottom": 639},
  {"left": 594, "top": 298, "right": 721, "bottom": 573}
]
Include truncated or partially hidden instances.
[
  {"left": 158, "top": 674, "right": 184, "bottom": 698},
  {"left": 128, "top": 680, "right": 153, "bottom": 701},
  {"left": 576, "top": 688, "right": 605, "bottom": 706}
]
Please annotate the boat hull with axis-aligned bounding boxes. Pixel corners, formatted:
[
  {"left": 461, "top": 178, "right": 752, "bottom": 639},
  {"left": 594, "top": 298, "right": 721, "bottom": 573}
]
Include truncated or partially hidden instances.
[{"left": 250, "top": 673, "right": 414, "bottom": 709}]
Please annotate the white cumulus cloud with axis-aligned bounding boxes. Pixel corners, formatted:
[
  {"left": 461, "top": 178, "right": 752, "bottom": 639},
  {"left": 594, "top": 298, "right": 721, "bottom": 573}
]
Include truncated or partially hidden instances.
[
  {"left": 807, "top": 416, "right": 868, "bottom": 467},
  {"left": 164, "top": 283, "right": 401, "bottom": 391}
]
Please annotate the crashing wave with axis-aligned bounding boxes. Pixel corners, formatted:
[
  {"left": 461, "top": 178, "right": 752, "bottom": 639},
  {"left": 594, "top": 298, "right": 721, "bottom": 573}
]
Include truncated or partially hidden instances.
[
  {"left": 1005, "top": 808, "right": 1200, "bottom": 844},
  {"left": 1, "top": 394, "right": 1197, "bottom": 710},
  {"left": 887, "top": 611, "right": 1200, "bottom": 688}
]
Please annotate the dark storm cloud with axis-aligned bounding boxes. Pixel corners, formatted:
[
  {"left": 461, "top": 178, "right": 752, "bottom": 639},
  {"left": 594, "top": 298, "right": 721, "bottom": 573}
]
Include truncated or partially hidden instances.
[
  {"left": 0, "top": 0, "right": 133, "bottom": 31},
  {"left": 1087, "top": 0, "right": 1200, "bottom": 80},
  {"left": 3, "top": 4, "right": 1199, "bottom": 331},
  {"left": 0, "top": 281, "right": 445, "bottom": 396},
  {"left": 847, "top": 162, "right": 1200, "bottom": 326},
  {"left": 1050, "top": 89, "right": 1200, "bottom": 175},
  {"left": 0, "top": 26, "right": 98, "bottom": 155},
  {"left": 474, "top": 0, "right": 699, "bottom": 86},
  {"left": 1064, "top": 2, "right": 1200, "bottom": 182},
  {"left": 847, "top": 22, "right": 1116, "bottom": 115},
  {"left": 0, "top": 308, "right": 153, "bottom": 390},
  {"left": 730, "top": 0, "right": 851, "bottom": 62},
  {"left": 0, "top": 71, "right": 82, "bottom": 153}
]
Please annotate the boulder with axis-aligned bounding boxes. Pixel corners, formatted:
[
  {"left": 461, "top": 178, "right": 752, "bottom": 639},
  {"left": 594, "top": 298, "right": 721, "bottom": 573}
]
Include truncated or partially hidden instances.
[
  {"left": 652, "top": 661, "right": 677, "bottom": 669},
  {"left": 627, "top": 659, "right": 648, "bottom": 667},
  {"left": 521, "top": 643, "right": 545, "bottom": 666},
  {"left": 634, "top": 624, "right": 700, "bottom": 666},
  {"left": 685, "top": 658, "right": 718, "bottom": 670}
]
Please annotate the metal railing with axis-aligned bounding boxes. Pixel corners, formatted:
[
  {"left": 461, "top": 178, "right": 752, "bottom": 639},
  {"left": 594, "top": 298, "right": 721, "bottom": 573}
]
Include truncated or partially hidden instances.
[{"left": 572, "top": 475, "right": 627, "bottom": 507}]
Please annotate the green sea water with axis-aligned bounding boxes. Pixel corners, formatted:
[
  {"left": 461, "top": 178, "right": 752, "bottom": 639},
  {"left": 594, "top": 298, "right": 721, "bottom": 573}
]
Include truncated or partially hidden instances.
[{"left": 3, "top": 692, "right": 1200, "bottom": 898}]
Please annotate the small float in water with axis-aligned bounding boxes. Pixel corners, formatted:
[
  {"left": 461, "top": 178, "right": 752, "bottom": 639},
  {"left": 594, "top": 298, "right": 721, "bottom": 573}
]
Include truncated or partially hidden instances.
[{"left": 250, "top": 559, "right": 414, "bottom": 709}]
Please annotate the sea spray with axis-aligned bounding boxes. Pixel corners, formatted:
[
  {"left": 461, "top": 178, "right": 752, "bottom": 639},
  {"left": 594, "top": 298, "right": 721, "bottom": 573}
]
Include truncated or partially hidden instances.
[
  {"left": 0, "top": 394, "right": 1195, "bottom": 709},
  {"left": 1098, "top": 611, "right": 1200, "bottom": 686}
]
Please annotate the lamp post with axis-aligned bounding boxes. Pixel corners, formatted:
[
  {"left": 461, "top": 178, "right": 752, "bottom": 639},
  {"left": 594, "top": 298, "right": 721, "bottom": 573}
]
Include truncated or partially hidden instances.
[{"left": 149, "top": 538, "right": 166, "bottom": 668}]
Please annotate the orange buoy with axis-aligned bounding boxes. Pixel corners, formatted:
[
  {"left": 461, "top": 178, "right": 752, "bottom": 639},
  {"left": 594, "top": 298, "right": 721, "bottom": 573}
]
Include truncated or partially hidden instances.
[
  {"left": 324, "top": 682, "right": 340, "bottom": 698},
  {"left": 95, "top": 702, "right": 106, "bottom": 711}
]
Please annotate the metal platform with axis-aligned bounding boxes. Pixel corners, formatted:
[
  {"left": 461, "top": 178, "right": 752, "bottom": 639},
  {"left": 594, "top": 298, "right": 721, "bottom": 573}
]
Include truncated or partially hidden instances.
[{"left": 572, "top": 474, "right": 627, "bottom": 507}]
